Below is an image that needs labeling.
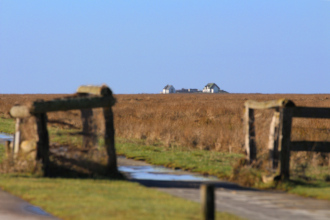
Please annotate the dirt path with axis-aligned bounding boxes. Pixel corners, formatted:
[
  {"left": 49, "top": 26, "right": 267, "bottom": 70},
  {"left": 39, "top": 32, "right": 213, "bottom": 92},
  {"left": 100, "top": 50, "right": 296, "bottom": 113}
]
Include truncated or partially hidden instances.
[{"left": 118, "top": 157, "right": 330, "bottom": 220}]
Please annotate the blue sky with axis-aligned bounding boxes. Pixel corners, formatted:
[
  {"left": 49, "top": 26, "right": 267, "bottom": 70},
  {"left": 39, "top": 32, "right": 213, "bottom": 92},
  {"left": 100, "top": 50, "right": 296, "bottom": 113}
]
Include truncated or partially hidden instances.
[{"left": 0, "top": 1, "right": 329, "bottom": 94}]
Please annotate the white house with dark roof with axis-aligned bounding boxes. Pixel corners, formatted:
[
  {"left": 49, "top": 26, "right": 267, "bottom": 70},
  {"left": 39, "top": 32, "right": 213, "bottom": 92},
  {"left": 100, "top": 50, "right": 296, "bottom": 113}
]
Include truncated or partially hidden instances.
[
  {"left": 162, "top": 85, "right": 176, "bottom": 94},
  {"left": 202, "top": 83, "right": 220, "bottom": 93}
]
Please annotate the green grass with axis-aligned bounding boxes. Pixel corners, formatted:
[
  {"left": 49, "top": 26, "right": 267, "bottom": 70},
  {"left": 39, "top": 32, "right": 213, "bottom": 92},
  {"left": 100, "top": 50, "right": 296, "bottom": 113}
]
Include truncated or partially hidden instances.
[
  {"left": 116, "top": 139, "right": 244, "bottom": 179},
  {"left": 0, "top": 175, "right": 241, "bottom": 220},
  {"left": 0, "top": 117, "right": 15, "bottom": 134},
  {"left": 289, "top": 183, "right": 330, "bottom": 200}
]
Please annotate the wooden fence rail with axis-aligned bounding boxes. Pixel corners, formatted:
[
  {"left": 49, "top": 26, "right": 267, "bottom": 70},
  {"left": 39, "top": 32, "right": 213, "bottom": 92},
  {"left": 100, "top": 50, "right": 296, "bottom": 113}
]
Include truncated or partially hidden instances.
[
  {"left": 9, "top": 85, "right": 117, "bottom": 177},
  {"left": 244, "top": 99, "right": 330, "bottom": 180}
]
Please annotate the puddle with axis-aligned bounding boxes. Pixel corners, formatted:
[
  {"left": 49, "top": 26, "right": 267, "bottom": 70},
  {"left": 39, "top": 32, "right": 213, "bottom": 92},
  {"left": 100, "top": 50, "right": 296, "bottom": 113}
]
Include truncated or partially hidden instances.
[
  {"left": 0, "top": 133, "right": 13, "bottom": 143},
  {"left": 25, "top": 205, "right": 53, "bottom": 216},
  {"left": 119, "top": 165, "right": 218, "bottom": 181}
]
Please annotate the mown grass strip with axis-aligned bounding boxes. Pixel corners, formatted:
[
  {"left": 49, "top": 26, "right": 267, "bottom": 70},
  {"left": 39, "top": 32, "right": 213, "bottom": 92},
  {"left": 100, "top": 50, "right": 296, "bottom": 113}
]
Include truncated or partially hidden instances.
[
  {"left": 116, "top": 139, "right": 244, "bottom": 179},
  {"left": 0, "top": 175, "right": 242, "bottom": 220}
]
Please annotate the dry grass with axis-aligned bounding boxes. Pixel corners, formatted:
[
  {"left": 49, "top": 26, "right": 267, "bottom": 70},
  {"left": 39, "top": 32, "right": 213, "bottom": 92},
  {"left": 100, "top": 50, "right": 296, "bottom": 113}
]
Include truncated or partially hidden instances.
[
  {"left": 112, "top": 93, "right": 330, "bottom": 155},
  {"left": 1, "top": 93, "right": 329, "bottom": 153}
]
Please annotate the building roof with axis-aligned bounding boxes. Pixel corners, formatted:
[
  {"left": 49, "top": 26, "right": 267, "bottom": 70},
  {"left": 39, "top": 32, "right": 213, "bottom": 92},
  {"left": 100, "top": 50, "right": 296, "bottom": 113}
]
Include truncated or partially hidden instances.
[
  {"left": 204, "top": 83, "right": 219, "bottom": 89},
  {"left": 163, "top": 85, "right": 174, "bottom": 89}
]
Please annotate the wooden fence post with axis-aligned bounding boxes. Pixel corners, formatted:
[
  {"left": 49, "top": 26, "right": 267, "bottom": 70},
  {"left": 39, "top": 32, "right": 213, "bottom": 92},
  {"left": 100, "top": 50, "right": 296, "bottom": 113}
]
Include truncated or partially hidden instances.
[
  {"left": 201, "top": 184, "right": 215, "bottom": 220},
  {"left": 35, "top": 113, "right": 50, "bottom": 176},
  {"left": 13, "top": 118, "right": 22, "bottom": 157},
  {"left": 5, "top": 140, "right": 11, "bottom": 158},
  {"left": 103, "top": 107, "right": 118, "bottom": 174},
  {"left": 81, "top": 108, "right": 97, "bottom": 149},
  {"left": 245, "top": 106, "right": 256, "bottom": 162},
  {"left": 268, "top": 110, "right": 280, "bottom": 169},
  {"left": 279, "top": 107, "right": 293, "bottom": 180}
]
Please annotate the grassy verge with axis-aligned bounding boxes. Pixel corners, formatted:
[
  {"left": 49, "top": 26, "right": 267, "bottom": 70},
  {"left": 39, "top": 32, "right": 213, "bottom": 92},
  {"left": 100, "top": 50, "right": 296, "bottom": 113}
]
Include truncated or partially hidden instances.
[
  {"left": 116, "top": 138, "right": 243, "bottom": 178},
  {"left": 0, "top": 175, "right": 241, "bottom": 220}
]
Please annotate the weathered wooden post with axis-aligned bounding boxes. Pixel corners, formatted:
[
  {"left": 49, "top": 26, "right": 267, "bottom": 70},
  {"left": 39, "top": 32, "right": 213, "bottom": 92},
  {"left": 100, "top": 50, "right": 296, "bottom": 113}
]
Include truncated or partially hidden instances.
[
  {"left": 81, "top": 108, "right": 97, "bottom": 149},
  {"left": 268, "top": 110, "right": 280, "bottom": 169},
  {"left": 279, "top": 107, "right": 293, "bottom": 180},
  {"left": 201, "top": 184, "right": 215, "bottom": 220},
  {"left": 103, "top": 106, "right": 118, "bottom": 174},
  {"left": 35, "top": 113, "right": 50, "bottom": 176},
  {"left": 5, "top": 140, "right": 11, "bottom": 158},
  {"left": 13, "top": 118, "right": 22, "bottom": 157},
  {"left": 244, "top": 105, "right": 256, "bottom": 162}
]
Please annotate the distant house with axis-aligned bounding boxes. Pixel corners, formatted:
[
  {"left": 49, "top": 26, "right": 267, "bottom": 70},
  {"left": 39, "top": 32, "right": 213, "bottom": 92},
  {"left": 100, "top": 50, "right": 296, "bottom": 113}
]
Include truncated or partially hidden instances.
[
  {"left": 162, "top": 85, "right": 176, "bottom": 94},
  {"left": 203, "top": 83, "right": 220, "bottom": 93}
]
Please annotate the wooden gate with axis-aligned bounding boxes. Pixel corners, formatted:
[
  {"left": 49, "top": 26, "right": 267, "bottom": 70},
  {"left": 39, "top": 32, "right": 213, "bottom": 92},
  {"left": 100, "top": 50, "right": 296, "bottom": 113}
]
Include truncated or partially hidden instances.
[
  {"left": 244, "top": 99, "right": 330, "bottom": 180},
  {"left": 10, "top": 85, "right": 117, "bottom": 177}
]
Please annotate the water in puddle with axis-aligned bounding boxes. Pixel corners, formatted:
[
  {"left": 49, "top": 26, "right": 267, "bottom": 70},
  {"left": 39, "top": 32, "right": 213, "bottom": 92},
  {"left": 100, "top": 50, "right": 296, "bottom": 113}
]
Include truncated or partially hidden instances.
[
  {"left": 25, "top": 205, "right": 54, "bottom": 216},
  {"left": 119, "top": 166, "right": 217, "bottom": 181},
  {"left": 0, "top": 133, "right": 13, "bottom": 141}
]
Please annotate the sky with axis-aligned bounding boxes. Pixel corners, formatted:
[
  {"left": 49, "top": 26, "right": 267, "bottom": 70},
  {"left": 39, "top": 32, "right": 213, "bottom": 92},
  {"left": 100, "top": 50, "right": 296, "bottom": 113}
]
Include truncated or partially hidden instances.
[{"left": 0, "top": 1, "right": 329, "bottom": 94}]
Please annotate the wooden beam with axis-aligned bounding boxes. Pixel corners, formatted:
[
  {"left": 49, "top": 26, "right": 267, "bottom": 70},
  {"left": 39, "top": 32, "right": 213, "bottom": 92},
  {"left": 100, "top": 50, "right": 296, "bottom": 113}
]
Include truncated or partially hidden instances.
[
  {"left": 13, "top": 118, "right": 22, "bottom": 156},
  {"left": 31, "top": 96, "right": 116, "bottom": 113},
  {"left": 244, "top": 106, "right": 256, "bottom": 162},
  {"left": 35, "top": 113, "right": 50, "bottom": 176},
  {"left": 244, "top": 99, "right": 295, "bottom": 110},
  {"left": 103, "top": 107, "right": 118, "bottom": 174},
  {"left": 81, "top": 108, "right": 97, "bottom": 149},
  {"left": 76, "top": 85, "right": 112, "bottom": 96},
  {"left": 5, "top": 141, "right": 11, "bottom": 159},
  {"left": 10, "top": 105, "right": 31, "bottom": 118},
  {"left": 279, "top": 108, "right": 293, "bottom": 180},
  {"left": 200, "top": 184, "right": 215, "bottom": 220},
  {"left": 268, "top": 111, "right": 280, "bottom": 169},
  {"left": 290, "top": 141, "right": 330, "bottom": 152},
  {"left": 292, "top": 107, "right": 330, "bottom": 119},
  {"left": 10, "top": 96, "right": 116, "bottom": 118}
]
